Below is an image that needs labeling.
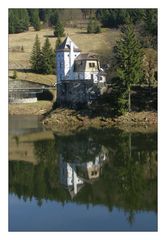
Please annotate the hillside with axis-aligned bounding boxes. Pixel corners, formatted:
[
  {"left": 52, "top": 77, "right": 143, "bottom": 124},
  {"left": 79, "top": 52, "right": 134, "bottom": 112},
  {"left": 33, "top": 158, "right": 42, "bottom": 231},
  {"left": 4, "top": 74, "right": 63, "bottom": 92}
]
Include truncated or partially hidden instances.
[
  {"left": 9, "top": 25, "right": 157, "bottom": 123},
  {"left": 9, "top": 27, "right": 120, "bottom": 85}
]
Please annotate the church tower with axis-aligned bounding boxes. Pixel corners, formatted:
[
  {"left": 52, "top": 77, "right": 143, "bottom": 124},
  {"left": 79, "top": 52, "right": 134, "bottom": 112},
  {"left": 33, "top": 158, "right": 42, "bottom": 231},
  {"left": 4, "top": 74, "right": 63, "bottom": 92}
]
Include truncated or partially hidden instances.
[
  {"left": 56, "top": 36, "right": 80, "bottom": 82},
  {"left": 55, "top": 36, "right": 108, "bottom": 108}
]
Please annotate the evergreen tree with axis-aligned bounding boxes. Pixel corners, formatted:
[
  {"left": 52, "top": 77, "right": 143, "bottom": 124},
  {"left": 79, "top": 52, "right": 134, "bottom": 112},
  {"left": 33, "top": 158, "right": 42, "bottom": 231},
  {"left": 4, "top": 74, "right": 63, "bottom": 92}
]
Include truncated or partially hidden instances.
[
  {"left": 9, "top": 9, "right": 16, "bottom": 33},
  {"left": 49, "top": 10, "right": 59, "bottom": 26},
  {"left": 55, "top": 37, "right": 62, "bottom": 50},
  {"left": 114, "top": 23, "right": 143, "bottom": 112},
  {"left": 144, "top": 9, "right": 157, "bottom": 36},
  {"left": 39, "top": 9, "right": 55, "bottom": 26},
  {"left": 39, "top": 9, "right": 45, "bottom": 22},
  {"left": 54, "top": 37, "right": 62, "bottom": 75},
  {"left": 9, "top": 9, "right": 29, "bottom": 34},
  {"left": 40, "top": 37, "right": 55, "bottom": 74},
  {"left": 33, "top": 14, "right": 41, "bottom": 31},
  {"left": 54, "top": 21, "right": 64, "bottom": 37},
  {"left": 140, "top": 9, "right": 157, "bottom": 49},
  {"left": 28, "top": 9, "right": 41, "bottom": 31},
  {"left": 96, "top": 9, "right": 127, "bottom": 28},
  {"left": 128, "top": 9, "right": 145, "bottom": 24},
  {"left": 30, "top": 35, "right": 42, "bottom": 73},
  {"left": 96, "top": 9, "right": 145, "bottom": 29}
]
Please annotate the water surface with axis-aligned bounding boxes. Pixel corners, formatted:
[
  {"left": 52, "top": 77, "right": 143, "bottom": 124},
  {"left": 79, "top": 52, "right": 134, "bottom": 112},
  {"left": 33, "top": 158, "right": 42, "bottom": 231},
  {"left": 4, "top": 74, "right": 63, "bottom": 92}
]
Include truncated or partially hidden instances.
[{"left": 9, "top": 116, "right": 157, "bottom": 231}]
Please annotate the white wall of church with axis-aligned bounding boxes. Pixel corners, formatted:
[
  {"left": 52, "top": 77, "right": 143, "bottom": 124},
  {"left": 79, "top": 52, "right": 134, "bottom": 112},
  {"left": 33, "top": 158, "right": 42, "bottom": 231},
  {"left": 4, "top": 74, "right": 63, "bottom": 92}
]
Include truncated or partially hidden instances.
[
  {"left": 56, "top": 38, "right": 106, "bottom": 83},
  {"left": 56, "top": 50, "right": 80, "bottom": 82}
]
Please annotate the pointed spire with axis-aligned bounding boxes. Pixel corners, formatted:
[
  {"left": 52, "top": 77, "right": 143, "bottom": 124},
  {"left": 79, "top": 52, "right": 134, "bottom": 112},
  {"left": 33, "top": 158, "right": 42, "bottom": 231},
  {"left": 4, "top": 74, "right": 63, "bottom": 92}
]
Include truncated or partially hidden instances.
[{"left": 56, "top": 36, "right": 80, "bottom": 52}]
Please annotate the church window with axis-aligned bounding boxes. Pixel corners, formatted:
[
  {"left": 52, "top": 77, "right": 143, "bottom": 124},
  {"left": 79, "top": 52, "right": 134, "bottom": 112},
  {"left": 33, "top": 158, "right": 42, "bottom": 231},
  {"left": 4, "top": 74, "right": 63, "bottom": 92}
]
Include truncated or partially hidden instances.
[
  {"left": 74, "top": 63, "right": 76, "bottom": 72},
  {"left": 89, "top": 62, "right": 95, "bottom": 68}
]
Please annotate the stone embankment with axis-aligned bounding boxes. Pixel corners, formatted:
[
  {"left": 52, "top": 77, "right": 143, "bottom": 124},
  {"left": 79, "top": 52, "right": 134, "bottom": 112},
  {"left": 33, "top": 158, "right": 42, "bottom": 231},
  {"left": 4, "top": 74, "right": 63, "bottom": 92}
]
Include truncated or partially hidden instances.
[{"left": 43, "top": 108, "right": 157, "bottom": 134}]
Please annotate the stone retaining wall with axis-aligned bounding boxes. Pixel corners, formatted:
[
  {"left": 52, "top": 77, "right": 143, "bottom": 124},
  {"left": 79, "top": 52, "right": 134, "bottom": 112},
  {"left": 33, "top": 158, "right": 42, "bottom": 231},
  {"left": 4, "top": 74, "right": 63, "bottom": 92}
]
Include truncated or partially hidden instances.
[
  {"left": 57, "top": 80, "right": 108, "bottom": 108},
  {"left": 9, "top": 97, "right": 37, "bottom": 104}
]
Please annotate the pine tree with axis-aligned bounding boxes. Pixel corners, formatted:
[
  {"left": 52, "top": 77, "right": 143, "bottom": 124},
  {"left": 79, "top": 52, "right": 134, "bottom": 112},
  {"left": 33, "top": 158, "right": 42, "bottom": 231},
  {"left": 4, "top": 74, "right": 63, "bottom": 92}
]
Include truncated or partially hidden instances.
[
  {"left": 114, "top": 23, "right": 143, "bottom": 112},
  {"left": 49, "top": 10, "right": 59, "bottom": 26},
  {"left": 144, "top": 9, "right": 157, "bottom": 36},
  {"left": 28, "top": 9, "right": 41, "bottom": 31},
  {"left": 40, "top": 37, "right": 55, "bottom": 74},
  {"left": 54, "top": 21, "right": 64, "bottom": 37},
  {"left": 141, "top": 9, "right": 157, "bottom": 48},
  {"left": 9, "top": 9, "right": 16, "bottom": 33},
  {"left": 30, "top": 35, "right": 42, "bottom": 73},
  {"left": 55, "top": 37, "right": 62, "bottom": 50},
  {"left": 9, "top": 9, "right": 29, "bottom": 34}
]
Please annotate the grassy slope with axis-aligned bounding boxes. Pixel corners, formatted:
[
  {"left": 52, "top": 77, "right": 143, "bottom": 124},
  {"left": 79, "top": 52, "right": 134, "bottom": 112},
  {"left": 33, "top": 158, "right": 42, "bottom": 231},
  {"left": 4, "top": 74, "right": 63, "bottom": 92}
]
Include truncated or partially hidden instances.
[{"left": 9, "top": 27, "right": 120, "bottom": 85}]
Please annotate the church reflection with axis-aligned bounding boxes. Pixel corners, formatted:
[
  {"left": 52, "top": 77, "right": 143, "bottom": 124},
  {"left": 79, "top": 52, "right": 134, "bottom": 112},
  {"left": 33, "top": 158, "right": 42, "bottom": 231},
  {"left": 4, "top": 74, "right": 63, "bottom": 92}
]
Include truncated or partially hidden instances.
[{"left": 59, "top": 145, "right": 108, "bottom": 198}]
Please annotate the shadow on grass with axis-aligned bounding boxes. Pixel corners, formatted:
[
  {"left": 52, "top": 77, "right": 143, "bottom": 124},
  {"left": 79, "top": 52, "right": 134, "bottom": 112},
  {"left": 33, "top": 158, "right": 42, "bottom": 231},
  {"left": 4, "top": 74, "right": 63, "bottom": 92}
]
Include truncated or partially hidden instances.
[
  {"left": 9, "top": 68, "right": 33, "bottom": 73},
  {"left": 75, "top": 31, "right": 88, "bottom": 34},
  {"left": 44, "top": 34, "right": 55, "bottom": 38}
]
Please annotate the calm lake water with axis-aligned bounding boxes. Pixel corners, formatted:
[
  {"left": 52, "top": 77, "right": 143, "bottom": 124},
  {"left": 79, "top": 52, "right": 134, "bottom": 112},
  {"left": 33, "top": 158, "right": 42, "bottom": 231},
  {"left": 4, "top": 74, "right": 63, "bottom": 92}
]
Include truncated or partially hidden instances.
[{"left": 9, "top": 116, "right": 157, "bottom": 231}]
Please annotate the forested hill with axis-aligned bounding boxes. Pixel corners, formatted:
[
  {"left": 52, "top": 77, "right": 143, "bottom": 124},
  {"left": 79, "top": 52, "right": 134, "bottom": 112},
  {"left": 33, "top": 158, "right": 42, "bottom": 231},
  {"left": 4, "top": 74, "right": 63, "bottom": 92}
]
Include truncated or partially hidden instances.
[{"left": 9, "top": 9, "right": 157, "bottom": 49}]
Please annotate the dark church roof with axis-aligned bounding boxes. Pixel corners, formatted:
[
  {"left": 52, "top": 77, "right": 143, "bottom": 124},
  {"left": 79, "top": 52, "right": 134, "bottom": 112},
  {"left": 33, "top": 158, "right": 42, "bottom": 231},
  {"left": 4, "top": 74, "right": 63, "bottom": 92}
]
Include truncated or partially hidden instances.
[
  {"left": 57, "top": 36, "right": 80, "bottom": 52},
  {"left": 75, "top": 53, "right": 98, "bottom": 61}
]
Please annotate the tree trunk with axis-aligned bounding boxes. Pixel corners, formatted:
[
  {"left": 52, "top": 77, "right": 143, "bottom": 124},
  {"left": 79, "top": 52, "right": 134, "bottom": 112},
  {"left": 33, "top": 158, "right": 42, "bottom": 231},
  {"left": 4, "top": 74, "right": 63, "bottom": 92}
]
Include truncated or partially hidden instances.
[
  {"left": 129, "top": 133, "right": 132, "bottom": 159},
  {"left": 128, "top": 86, "right": 131, "bottom": 112}
]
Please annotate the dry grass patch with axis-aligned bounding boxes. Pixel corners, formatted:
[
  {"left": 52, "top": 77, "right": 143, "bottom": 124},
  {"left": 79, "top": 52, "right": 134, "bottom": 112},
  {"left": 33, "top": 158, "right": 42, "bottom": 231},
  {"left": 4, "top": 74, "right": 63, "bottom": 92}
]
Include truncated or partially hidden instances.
[
  {"left": 9, "top": 100, "right": 53, "bottom": 115},
  {"left": 63, "top": 27, "right": 120, "bottom": 53}
]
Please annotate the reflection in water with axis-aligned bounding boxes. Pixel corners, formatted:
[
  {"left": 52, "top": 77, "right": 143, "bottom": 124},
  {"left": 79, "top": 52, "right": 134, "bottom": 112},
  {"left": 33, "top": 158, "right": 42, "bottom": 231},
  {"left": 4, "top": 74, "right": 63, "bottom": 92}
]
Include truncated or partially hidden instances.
[
  {"left": 9, "top": 120, "right": 157, "bottom": 231},
  {"left": 59, "top": 145, "right": 108, "bottom": 197}
]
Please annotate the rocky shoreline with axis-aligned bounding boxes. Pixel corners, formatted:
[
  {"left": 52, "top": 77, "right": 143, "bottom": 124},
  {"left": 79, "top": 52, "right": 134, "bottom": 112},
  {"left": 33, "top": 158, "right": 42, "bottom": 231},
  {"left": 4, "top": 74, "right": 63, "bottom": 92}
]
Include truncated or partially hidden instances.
[
  {"left": 9, "top": 101, "right": 157, "bottom": 134},
  {"left": 43, "top": 108, "right": 157, "bottom": 134}
]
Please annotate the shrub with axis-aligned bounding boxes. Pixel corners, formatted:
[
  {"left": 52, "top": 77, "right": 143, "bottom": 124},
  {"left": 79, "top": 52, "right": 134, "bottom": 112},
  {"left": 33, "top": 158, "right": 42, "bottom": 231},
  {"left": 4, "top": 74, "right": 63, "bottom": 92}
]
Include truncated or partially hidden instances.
[{"left": 12, "top": 70, "right": 17, "bottom": 79}]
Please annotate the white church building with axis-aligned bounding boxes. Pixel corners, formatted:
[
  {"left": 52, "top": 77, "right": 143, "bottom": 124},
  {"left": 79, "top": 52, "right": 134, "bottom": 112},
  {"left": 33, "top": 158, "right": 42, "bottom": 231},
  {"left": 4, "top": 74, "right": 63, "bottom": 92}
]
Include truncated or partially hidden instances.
[
  {"left": 56, "top": 36, "right": 107, "bottom": 107},
  {"left": 56, "top": 36, "right": 106, "bottom": 83}
]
